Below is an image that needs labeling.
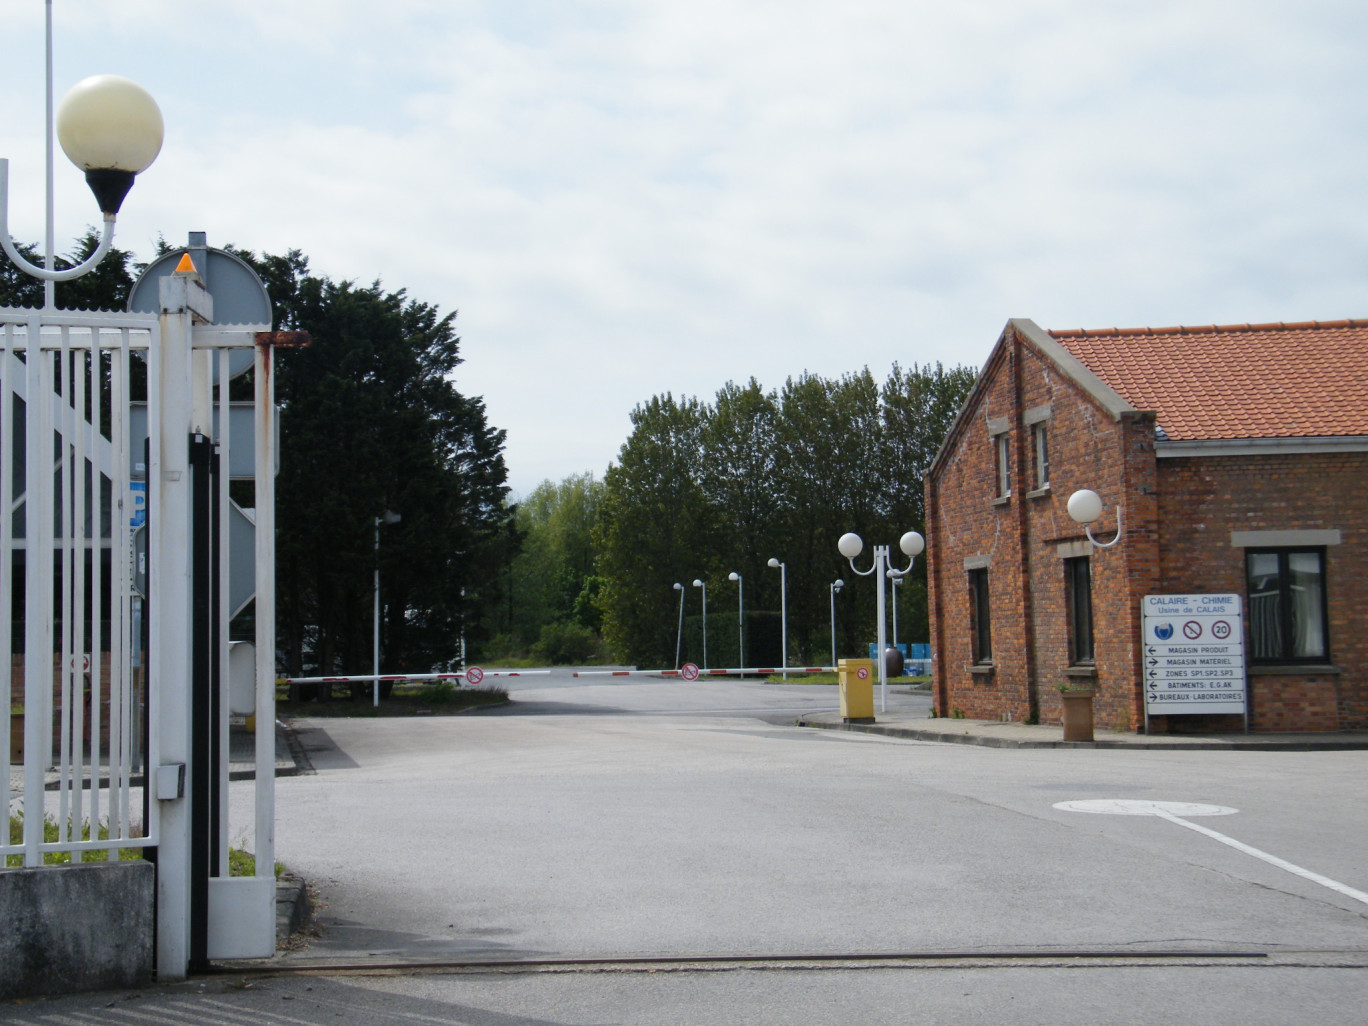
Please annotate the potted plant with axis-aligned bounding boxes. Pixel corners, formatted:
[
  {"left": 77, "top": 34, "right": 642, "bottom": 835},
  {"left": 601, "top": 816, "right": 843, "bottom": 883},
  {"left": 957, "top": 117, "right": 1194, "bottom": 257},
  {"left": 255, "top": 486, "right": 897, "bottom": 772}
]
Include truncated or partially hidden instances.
[
  {"left": 9, "top": 704, "right": 22, "bottom": 763},
  {"left": 1058, "top": 684, "right": 1095, "bottom": 742}
]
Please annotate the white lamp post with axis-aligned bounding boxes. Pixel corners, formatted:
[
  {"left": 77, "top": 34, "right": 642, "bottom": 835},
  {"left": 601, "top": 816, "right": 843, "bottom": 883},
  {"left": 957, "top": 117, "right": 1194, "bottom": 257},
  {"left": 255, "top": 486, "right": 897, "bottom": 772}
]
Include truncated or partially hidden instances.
[
  {"left": 728, "top": 572, "right": 743, "bottom": 670},
  {"left": 1067, "top": 489, "right": 1123, "bottom": 549},
  {"left": 838, "top": 531, "right": 924, "bottom": 712},
  {"left": 0, "top": 5, "right": 163, "bottom": 308},
  {"left": 372, "top": 511, "right": 401, "bottom": 706},
  {"left": 767, "top": 557, "right": 787, "bottom": 679},
  {"left": 829, "top": 578, "right": 844, "bottom": 667},
  {"left": 673, "top": 582, "right": 685, "bottom": 669},
  {"left": 692, "top": 579, "right": 708, "bottom": 670}
]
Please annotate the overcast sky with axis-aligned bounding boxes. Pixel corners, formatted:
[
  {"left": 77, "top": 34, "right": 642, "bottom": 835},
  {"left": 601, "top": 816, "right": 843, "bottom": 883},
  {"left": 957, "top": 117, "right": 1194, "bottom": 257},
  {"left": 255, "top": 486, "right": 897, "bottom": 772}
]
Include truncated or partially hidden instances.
[{"left": 3, "top": 0, "right": 1366, "bottom": 496}]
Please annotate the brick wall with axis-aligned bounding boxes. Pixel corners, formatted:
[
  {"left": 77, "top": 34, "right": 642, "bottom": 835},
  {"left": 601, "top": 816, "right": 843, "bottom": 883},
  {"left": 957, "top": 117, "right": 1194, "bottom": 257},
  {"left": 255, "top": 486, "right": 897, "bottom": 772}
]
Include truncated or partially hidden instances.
[
  {"left": 8, "top": 652, "right": 125, "bottom": 757},
  {"left": 929, "top": 325, "right": 1155, "bottom": 727},
  {"left": 928, "top": 323, "right": 1364, "bottom": 733},
  {"left": 1155, "top": 451, "right": 1367, "bottom": 731}
]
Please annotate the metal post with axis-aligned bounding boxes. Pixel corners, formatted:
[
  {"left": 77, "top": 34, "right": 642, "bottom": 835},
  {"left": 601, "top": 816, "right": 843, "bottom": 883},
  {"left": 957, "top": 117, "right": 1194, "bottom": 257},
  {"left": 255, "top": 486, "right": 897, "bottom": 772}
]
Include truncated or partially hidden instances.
[
  {"left": 830, "top": 584, "right": 837, "bottom": 668},
  {"left": 154, "top": 271, "right": 212, "bottom": 981},
  {"left": 252, "top": 334, "right": 276, "bottom": 892},
  {"left": 373, "top": 519, "right": 381, "bottom": 707},
  {"left": 779, "top": 564, "right": 787, "bottom": 680},
  {"left": 43, "top": 0, "right": 54, "bottom": 310},
  {"left": 693, "top": 580, "right": 707, "bottom": 671},
  {"left": 673, "top": 583, "right": 684, "bottom": 669},
  {"left": 730, "top": 573, "right": 743, "bottom": 671},
  {"left": 873, "top": 546, "right": 888, "bottom": 712},
  {"left": 891, "top": 575, "right": 901, "bottom": 650}
]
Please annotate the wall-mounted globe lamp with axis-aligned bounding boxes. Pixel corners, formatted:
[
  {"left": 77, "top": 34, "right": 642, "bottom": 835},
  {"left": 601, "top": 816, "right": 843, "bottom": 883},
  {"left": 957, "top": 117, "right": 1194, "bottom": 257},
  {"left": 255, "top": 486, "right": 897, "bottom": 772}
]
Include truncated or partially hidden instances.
[{"left": 1067, "top": 489, "right": 1123, "bottom": 550}]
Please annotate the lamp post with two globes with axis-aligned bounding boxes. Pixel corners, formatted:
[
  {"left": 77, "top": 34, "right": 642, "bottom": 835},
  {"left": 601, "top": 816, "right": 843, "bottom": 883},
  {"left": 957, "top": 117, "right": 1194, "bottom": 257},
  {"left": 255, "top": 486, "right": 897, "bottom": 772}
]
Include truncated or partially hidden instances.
[{"left": 837, "top": 530, "right": 925, "bottom": 712}]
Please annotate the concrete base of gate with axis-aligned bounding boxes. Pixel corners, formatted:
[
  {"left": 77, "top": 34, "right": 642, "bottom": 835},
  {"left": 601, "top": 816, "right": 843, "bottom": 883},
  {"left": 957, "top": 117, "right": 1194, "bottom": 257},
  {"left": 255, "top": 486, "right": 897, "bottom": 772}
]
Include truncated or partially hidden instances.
[{"left": 0, "top": 860, "right": 154, "bottom": 1000}]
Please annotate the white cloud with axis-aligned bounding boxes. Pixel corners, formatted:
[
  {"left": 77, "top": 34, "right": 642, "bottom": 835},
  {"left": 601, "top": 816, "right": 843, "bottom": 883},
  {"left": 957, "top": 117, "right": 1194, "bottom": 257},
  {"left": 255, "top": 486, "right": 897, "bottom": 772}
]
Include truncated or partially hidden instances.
[{"left": 3, "top": 0, "right": 1368, "bottom": 494}]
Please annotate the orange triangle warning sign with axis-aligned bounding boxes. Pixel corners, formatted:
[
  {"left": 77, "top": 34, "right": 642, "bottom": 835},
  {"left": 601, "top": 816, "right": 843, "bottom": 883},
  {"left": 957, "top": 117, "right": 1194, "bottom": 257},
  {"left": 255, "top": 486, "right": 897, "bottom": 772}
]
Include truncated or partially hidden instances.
[{"left": 174, "top": 253, "right": 198, "bottom": 275}]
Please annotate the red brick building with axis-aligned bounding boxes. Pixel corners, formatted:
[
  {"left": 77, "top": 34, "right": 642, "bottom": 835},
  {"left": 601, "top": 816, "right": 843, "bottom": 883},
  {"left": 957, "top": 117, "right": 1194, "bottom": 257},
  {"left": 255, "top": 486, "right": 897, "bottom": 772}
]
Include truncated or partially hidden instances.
[{"left": 925, "top": 317, "right": 1368, "bottom": 733}]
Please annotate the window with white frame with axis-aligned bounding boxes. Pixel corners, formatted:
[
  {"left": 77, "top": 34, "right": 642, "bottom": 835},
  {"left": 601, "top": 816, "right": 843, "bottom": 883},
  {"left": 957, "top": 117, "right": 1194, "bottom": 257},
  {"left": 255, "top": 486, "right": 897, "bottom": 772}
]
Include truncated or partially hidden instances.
[
  {"left": 1032, "top": 422, "right": 1049, "bottom": 490},
  {"left": 994, "top": 432, "right": 1011, "bottom": 498}
]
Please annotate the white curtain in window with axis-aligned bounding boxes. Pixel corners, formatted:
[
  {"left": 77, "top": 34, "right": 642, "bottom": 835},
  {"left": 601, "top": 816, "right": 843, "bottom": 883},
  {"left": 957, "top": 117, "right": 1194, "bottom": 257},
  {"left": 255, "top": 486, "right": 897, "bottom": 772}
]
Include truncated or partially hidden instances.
[{"left": 1289, "top": 552, "right": 1325, "bottom": 659}]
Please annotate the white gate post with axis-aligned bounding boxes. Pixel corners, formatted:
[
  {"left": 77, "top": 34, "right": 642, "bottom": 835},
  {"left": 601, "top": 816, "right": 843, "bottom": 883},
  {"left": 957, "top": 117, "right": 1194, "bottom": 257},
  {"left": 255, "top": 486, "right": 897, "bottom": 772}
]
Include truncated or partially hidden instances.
[{"left": 153, "top": 269, "right": 212, "bottom": 981}]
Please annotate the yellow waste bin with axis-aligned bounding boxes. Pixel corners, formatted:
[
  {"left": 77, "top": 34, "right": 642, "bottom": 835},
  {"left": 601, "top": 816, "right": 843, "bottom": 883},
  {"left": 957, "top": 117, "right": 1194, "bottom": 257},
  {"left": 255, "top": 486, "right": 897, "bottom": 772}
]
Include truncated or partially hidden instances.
[{"left": 838, "top": 658, "right": 875, "bottom": 724}]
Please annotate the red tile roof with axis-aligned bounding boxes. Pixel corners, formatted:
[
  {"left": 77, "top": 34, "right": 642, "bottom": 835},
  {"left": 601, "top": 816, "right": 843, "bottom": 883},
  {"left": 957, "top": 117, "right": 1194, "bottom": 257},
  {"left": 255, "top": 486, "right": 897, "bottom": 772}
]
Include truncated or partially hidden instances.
[{"left": 1049, "top": 319, "right": 1368, "bottom": 441}]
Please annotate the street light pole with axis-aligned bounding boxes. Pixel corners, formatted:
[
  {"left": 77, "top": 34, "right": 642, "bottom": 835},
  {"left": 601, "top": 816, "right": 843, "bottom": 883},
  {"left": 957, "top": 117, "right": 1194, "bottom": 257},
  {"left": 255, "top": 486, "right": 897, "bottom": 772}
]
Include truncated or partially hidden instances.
[
  {"left": 673, "top": 582, "right": 685, "bottom": 668},
  {"left": 838, "top": 531, "right": 924, "bottom": 713},
  {"left": 0, "top": 15, "right": 163, "bottom": 307},
  {"left": 692, "top": 579, "right": 708, "bottom": 670},
  {"left": 829, "top": 578, "right": 844, "bottom": 667},
  {"left": 767, "top": 558, "right": 787, "bottom": 679},
  {"left": 728, "top": 572, "right": 743, "bottom": 670},
  {"left": 1, "top": 3, "right": 173, "bottom": 966},
  {"left": 890, "top": 573, "right": 903, "bottom": 650},
  {"left": 372, "top": 511, "right": 401, "bottom": 707}
]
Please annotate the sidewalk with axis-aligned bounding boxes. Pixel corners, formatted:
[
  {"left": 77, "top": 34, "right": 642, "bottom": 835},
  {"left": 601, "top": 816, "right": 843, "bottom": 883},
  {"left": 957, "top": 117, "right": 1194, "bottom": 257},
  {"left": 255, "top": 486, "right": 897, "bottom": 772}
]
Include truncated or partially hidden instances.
[
  {"left": 8, "top": 719, "right": 302, "bottom": 793},
  {"left": 796, "top": 709, "right": 1368, "bottom": 750}
]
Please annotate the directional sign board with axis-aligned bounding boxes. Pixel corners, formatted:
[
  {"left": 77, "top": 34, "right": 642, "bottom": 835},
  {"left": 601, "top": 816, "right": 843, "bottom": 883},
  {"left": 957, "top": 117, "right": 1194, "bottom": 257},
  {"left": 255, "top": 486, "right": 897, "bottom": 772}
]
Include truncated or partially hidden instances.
[{"left": 1142, "top": 594, "right": 1246, "bottom": 715}]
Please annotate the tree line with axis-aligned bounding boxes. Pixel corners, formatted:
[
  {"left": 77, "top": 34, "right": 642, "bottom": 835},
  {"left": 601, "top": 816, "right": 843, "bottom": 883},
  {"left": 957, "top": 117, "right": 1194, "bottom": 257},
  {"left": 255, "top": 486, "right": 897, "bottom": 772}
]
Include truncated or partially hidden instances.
[
  {"left": 5, "top": 234, "right": 976, "bottom": 675},
  {"left": 1, "top": 234, "right": 513, "bottom": 686},
  {"left": 591, "top": 364, "right": 977, "bottom": 668}
]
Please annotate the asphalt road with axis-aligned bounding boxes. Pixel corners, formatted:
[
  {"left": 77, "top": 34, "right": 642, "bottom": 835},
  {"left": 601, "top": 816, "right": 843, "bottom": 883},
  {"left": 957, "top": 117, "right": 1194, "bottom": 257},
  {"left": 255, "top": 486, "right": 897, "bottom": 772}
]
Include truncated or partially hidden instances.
[
  {"left": 13, "top": 668, "right": 1365, "bottom": 1024},
  {"left": 266, "top": 670, "right": 1367, "bottom": 962}
]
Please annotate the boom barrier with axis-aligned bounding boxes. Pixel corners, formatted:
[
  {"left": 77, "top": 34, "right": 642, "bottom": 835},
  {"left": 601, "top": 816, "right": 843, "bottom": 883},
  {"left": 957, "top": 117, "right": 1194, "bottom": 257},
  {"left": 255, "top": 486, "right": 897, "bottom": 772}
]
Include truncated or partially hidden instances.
[
  {"left": 276, "top": 669, "right": 549, "bottom": 685},
  {"left": 572, "top": 666, "right": 834, "bottom": 678}
]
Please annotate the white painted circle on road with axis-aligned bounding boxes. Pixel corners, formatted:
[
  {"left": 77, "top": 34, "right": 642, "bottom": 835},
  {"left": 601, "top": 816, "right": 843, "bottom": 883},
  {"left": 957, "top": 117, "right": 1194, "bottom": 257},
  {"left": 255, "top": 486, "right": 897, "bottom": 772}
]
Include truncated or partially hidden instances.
[{"left": 1054, "top": 799, "right": 1238, "bottom": 817}]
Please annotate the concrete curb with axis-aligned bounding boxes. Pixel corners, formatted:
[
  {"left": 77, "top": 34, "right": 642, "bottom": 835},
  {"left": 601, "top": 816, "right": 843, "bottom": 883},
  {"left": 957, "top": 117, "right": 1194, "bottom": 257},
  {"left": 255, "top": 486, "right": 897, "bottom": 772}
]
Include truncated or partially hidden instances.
[
  {"left": 276, "top": 873, "right": 310, "bottom": 943},
  {"left": 795, "top": 717, "right": 1368, "bottom": 751}
]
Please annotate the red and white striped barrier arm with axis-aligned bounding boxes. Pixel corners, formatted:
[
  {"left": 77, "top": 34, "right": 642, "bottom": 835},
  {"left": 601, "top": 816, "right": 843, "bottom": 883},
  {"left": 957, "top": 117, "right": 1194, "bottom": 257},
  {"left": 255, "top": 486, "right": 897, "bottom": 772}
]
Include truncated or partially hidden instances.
[
  {"left": 572, "top": 667, "right": 834, "bottom": 678},
  {"left": 276, "top": 670, "right": 550, "bottom": 684}
]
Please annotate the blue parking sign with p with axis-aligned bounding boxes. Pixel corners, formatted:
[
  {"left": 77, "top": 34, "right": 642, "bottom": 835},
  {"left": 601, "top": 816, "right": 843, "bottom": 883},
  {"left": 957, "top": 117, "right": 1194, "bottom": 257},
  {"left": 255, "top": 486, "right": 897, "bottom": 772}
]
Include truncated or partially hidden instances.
[{"left": 129, "top": 481, "right": 146, "bottom": 528}]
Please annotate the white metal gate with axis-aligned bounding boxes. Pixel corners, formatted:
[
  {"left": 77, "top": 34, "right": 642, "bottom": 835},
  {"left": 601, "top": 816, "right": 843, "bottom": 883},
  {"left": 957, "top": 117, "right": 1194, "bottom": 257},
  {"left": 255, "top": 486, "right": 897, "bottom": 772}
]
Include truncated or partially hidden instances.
[
  {"left": 2, "top": 263, "right": 278, "bottom": 975},
  {"left": 1, "top": 309, "right": 155, "bottom": 864}
]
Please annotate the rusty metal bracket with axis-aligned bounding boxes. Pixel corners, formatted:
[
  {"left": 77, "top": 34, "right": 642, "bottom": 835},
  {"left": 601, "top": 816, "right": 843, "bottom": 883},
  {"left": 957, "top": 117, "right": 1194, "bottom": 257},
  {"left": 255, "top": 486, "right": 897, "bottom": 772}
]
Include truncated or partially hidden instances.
[{"left": 254, "top": 330, "right": 311, "bottom": 348}]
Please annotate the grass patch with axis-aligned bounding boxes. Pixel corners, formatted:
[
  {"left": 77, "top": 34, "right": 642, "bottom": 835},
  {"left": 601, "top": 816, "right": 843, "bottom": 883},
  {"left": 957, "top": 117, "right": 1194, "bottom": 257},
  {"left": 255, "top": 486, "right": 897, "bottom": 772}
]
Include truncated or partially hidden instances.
[
  {"left": 7, "top": 812, "right": 146, "bottom": 866},
  {"left": 278, "top": 681, "right": 509, "bottom": 718},
  {"left": 759, "top": 673, "right": 932, "bottom": 686},
  {"left": 228, "top": 846, "right": 285, "bottom": 879}
]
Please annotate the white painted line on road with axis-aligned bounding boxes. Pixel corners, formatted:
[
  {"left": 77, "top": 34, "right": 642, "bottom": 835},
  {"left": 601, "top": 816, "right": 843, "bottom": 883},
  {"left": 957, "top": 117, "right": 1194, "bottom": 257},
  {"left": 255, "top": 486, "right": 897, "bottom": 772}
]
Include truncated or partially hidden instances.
[
  {"left": 1055, "top": 798, "right": 1368, "bottom": 909},
  {"left": 1153, "top": 809, "right": 1368, "bottom": 908},
  {"left": 1055, "top": 799, "right": 1236, "bottom": 818}
]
